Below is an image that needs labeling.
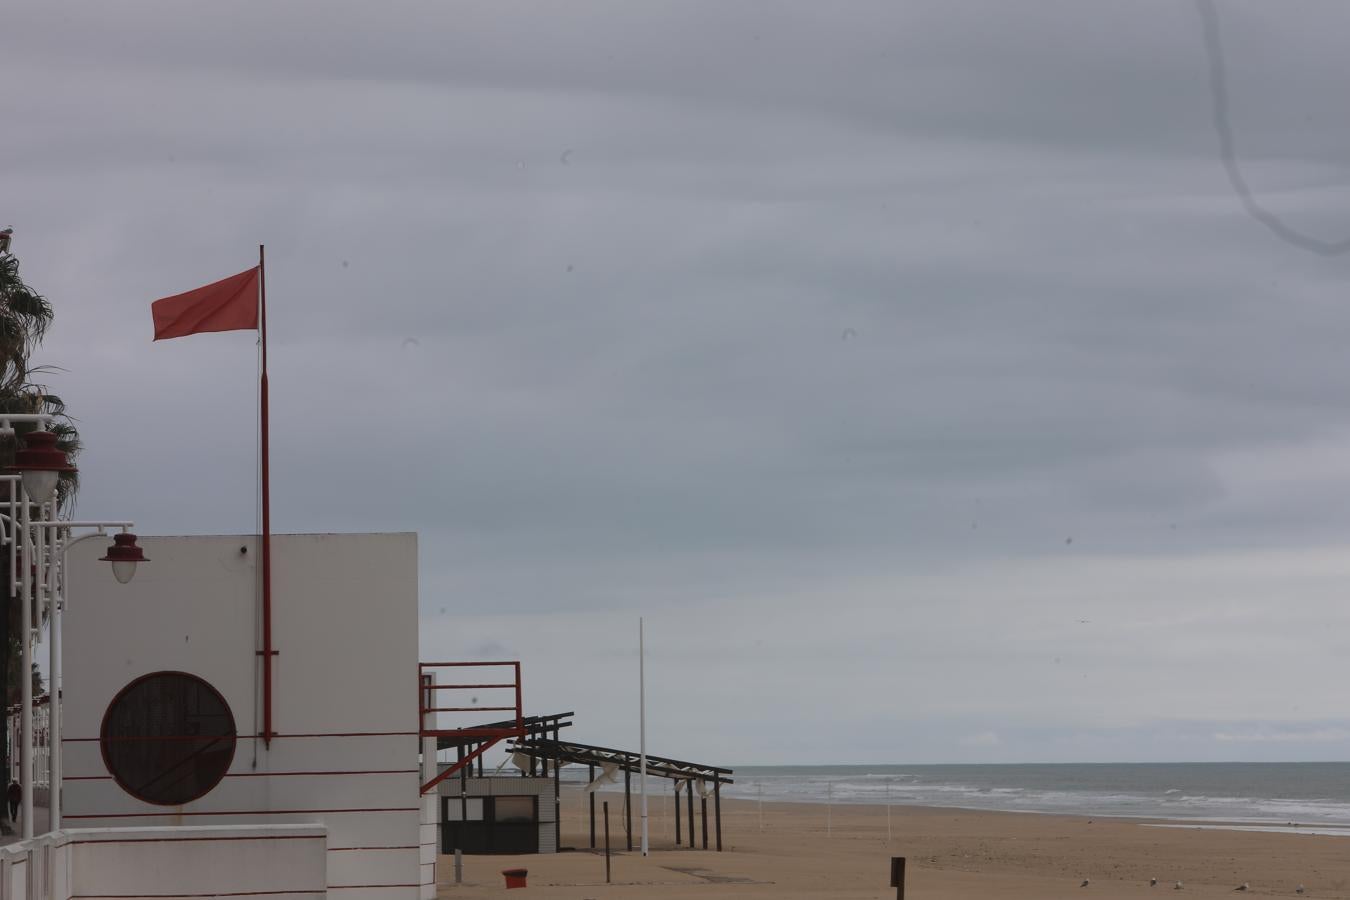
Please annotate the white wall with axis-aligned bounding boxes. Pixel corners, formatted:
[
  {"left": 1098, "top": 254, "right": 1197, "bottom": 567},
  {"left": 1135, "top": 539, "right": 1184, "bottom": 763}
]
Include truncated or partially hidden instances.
[
  {"left": 62, "top": 533, "right": 424, "bottom": 900},
  {"left": 0, "top": 824, "right": 327, "bottom": 900}
]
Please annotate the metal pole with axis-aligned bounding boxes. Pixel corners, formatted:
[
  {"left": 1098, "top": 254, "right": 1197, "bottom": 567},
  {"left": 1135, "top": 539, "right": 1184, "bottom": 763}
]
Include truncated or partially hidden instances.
[
  {"left": 603, "top": 800, "right": 611, "bottom": 884},
  {"left": 0, "top": 480, "right": 10, "bottom": 832},
  {"left": 886, "top": 782, "right": 892, "bottom": 842},
  {"left": 33, "top": 501, "right": 46, "bottom": 816},
  {"left": 19, "top": 491, "right": 32, "bottom": 838},
  {"left": 639, "top": 617, "right": 648, "bottom": 856},
  {"left": 454, "top": 848, "right": 462, "bottom": 884},
  {"left": 758, "top": 782, "right": 763, "bottom": 832},
  {"left": 47, "top": 526, "right": 135, "bottom": 833},
  {"left": 46, "top": 509, "right": 59, "bottom": 831},
  {"left": 258, "top": 243, "right": 275, "bottom": 747},
  {"left": 827, "top": 781, "right": 832, "bottom": 838}
]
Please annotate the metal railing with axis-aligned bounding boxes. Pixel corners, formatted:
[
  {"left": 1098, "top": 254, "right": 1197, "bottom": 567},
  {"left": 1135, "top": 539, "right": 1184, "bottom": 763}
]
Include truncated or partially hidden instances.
[
  {"left": 417, "top": 662, "right": 524, "bottom": 795},
  {"left": 5, "top": 697, "right": 50, "bottom": 790}
]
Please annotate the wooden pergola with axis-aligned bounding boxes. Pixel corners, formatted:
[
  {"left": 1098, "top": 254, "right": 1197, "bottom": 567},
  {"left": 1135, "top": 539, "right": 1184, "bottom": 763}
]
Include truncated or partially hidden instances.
[{"left": 509, "top": 737, "right": 734, "bottom": 852}]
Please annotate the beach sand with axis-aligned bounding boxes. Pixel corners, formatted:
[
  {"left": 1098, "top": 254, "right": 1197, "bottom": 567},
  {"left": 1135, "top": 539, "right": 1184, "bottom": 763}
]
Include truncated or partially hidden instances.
[{"left": 436, "top": 790, "right": 1350, "bottom": 898}]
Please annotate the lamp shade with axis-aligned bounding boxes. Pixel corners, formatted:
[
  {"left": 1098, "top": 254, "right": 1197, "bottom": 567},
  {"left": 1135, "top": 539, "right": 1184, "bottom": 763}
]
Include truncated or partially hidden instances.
[
  {"left": 100, "top": 533, "right": 148, "bottom": 584},
  {"left": 6, "top": 431, "right": 75, "bottom": 503}
]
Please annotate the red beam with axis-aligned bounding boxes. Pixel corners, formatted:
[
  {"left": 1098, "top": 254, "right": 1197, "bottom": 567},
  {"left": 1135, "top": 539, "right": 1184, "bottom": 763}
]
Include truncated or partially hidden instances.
[
  {"left": 420, "top": 661, "right": 519, "bottom": 668},
  {"left": 420, "top": 737, "right": 502, "bottom": 795},
  {"left": 422, "top": 684, "right": 516, "bottom": 690}
]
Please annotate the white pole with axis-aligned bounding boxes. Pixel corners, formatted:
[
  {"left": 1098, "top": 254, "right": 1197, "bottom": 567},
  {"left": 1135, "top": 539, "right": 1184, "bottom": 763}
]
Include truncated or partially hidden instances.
[
  {"left": 47, "top": 527, "right": 118, "bottom": 832},
  {"left": 47, "top": 509, "right": 61, "bottom": 830},
  {"left": 639, "top": 617, "right": 649, "bottom": 856},
  {"left": 758, "top": 782, "right": 763, "bottom": 833},
  {"left": 886, "top": 782, "right": 891, "bottom": 842},
  {"left": 34, "top": 502, "right": 46, "bottom": 796},
  {"left": 826, "top": 781, "right": 832, "bottom": 838},
  {"left": 19, "top": 490, "right": 33, "bottom": 838}
]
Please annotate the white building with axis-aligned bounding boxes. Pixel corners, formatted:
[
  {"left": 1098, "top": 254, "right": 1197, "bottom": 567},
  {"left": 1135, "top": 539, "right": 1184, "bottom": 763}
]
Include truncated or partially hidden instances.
[{"left": 57, "top": 532, "right": 435, "bottom": 899}]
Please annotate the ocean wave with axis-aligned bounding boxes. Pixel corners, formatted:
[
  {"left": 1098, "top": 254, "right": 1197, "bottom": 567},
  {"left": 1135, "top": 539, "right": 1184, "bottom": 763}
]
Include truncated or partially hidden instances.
[{"left": 722, "top": 764, "right": 1350, "bottom": 825}]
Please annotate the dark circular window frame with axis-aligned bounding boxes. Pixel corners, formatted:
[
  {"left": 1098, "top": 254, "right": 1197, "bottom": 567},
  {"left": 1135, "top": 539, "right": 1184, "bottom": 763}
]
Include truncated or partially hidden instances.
[{"left": 99, "top": 670, "right": 238, "bottom": 807}]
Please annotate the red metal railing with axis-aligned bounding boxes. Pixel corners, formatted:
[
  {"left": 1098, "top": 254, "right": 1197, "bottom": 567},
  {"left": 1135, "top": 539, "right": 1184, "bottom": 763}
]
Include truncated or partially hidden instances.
[{"left": 418, "top": 661, "right": 524, "bottom": 795}]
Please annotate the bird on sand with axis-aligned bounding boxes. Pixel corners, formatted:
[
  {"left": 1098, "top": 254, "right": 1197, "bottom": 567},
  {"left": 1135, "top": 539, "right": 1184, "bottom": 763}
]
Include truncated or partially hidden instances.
[
  {"left": 1080, "top": 879, "right": 1090, "bottom": 888},
  {"left": 1174, "top": 882, "right": 1184, "bottom": 890},
  {"left": 1150, "top": 878, "right": 1158, "bottom": 886},
  {"left": 1234, "top": 885, "right": 1249, "bottom": 893},
  {"left": 1296, "top": 886, "right": 1305, "bottom": 895}
]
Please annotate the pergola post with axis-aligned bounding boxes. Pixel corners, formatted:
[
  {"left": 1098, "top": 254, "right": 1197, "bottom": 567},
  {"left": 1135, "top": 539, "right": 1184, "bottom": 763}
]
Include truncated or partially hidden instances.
[
  {"left": 458, "top": 745, "right": 468, "bottom": 826},
  {"left": 553, "top": 722, "right": 561, "bottom": 851},
  {"left": 701, "top": 791, "right": 709, "bottom": 850},
  {"left": 714, "top": 778, "right": 723, "bottom": 851},
  {"left": 687, "top": 776, "right": 695, "bottom": 849},
  {"left": 625, "top": 767, "right": 633, "bottom": 851},
  {"left": 674, "top": 780, "right": 682, "bottom": 845},
  {"left": 589, "top": 763, "right": 597, "bottom": 849}
]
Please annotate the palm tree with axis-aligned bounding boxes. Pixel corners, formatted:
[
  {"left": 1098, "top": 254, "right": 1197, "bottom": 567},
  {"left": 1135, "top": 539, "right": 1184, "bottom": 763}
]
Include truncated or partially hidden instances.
[{"left": 0, "top": 238, "right": 79, "bottom": 830}]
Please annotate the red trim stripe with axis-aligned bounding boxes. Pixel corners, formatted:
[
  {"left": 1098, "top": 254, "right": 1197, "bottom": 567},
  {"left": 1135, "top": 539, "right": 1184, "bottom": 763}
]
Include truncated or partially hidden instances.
[
  {"left": 72, "top": 893, "right": 317, "bottom": 899},
  {"left": 328, "top": 886, "right": 419, "bottom": 891},
  {"left": 226, "top": 769, "right": 418, "bottom": 778},
  {"left": 65, "top": 731, "right": 417, "bottom": 742},
  {"left": 70, "top": 835, "right": 324, "bottom": 846},
  {"left": 64, "top": 807, "right": 418, "bottom": 820},
  {"left": 65, "top": 769, "right": 418, "bottom": 781}
]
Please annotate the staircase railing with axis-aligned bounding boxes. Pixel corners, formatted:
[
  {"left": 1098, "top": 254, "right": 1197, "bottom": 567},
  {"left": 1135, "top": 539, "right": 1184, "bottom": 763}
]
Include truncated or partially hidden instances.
[{"left": 418, "top": 661, "right": 524, "bottom": 795}]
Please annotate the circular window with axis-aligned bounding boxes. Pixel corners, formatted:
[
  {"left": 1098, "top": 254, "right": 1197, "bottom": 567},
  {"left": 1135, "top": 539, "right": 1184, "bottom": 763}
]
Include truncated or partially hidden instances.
[{"left": 100, "top": 671, "right": 237, "bottom": 806}]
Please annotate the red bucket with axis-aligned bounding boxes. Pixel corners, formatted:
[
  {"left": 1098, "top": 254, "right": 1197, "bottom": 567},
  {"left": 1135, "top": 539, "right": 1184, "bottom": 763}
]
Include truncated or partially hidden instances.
[{"left": 502, "top": 868, "right": 528, "bottom": 889}]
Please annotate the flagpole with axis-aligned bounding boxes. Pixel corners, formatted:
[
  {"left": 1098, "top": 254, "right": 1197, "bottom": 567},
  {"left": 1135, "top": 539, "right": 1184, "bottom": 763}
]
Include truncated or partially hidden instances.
[
  {"left": 639, "top": 617, "right": 648, "bottom": 856},
  {"left": 259, "top": 243, "right": 274, "bottom": 747}
]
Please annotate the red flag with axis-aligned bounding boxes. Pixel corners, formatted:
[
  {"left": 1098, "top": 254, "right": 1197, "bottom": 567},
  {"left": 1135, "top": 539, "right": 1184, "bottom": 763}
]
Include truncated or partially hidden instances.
[{"left": 151, "top": 267, "right": 260, "bottom": 341}]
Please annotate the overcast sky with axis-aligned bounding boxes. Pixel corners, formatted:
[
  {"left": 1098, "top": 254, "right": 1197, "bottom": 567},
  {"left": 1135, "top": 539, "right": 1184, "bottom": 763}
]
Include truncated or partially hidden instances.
[{"left": 6, "top": 1, "right": 1350, "bottom": 765}]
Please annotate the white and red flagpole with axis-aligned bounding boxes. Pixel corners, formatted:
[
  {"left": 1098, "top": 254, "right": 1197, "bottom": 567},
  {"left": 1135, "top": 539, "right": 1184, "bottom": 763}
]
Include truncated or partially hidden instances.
[
  {"left": 259, "top": 244, "right": 275, "bottom": 746},
  {"left": 150, "top": 251, "right": 278, "bottom": 745},
  {"left": 639, "top": 617, "right": 648, "bottom": 855}
]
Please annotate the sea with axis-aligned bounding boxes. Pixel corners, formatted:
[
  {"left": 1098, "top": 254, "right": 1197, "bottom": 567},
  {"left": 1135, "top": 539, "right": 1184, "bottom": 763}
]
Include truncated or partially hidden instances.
[{"left": 714, "top": 764, "right": 1350, "bottom": 835}]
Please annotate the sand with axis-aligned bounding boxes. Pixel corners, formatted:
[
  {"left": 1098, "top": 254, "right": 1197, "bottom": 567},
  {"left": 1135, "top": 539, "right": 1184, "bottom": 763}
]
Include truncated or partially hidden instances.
[{"left": 436, "top": 790, "right": 1350, "bottom": 899}]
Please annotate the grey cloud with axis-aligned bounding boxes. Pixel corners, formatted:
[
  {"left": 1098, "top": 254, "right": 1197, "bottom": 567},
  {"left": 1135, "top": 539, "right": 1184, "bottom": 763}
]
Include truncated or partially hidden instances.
[{"left": 7, "top": 1, "right": 1350, "bottom": 763}]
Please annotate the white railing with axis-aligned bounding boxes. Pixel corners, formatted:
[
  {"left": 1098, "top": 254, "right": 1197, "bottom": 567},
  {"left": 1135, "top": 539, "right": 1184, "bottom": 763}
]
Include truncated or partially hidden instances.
[
  {"left": 5, "top": 697, "right": 50, "bottom": 791},
  {"left": 0, "top": 828, "right": 63, "bottom": 900}
]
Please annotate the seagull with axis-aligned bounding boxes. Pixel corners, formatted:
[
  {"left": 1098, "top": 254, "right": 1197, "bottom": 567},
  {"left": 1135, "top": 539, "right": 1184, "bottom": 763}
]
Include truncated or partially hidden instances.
[
  {"left": 1234, "top": 885, "right": 1248, "bottom": 893},
  {"left": 1080, "top": 879, "right": 1091, "bottom": 888},
  {"left": 1174, "top": 882, "right": 1184, "bottom": 890},
  {"left": 1296, "top": 886, "right": 1305, "bottom": 895},
  {"left": 1151, "top": 878, "right": 1158, "bottom": 886}
]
